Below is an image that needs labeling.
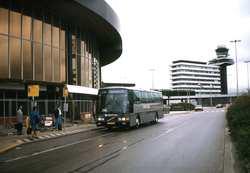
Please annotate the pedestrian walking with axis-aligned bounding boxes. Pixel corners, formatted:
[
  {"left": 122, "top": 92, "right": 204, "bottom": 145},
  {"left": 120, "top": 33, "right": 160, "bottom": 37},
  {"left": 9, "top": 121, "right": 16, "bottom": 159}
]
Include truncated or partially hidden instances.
[
  {"left": 16, "top": 105, "right": 23, "bottom": 135},
  {"left": 30, "top": 106, "right": 43, "bottom": 140},
  {"left": 54, "top": 104, "right": 62, "bottom": 130}
]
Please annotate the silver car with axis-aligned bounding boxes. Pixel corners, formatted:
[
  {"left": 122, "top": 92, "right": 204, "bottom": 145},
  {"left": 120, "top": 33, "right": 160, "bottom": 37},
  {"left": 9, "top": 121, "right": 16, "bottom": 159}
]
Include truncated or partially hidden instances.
[{"left": 195, "top": 105, "right": 203, "bottom": 111}]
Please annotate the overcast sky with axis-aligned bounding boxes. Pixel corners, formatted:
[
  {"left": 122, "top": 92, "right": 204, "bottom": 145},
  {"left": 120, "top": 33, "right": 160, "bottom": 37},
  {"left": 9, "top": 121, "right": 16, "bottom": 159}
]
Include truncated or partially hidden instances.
[{"left": 103, "top": 0, "right": 250, "bottom": 93}]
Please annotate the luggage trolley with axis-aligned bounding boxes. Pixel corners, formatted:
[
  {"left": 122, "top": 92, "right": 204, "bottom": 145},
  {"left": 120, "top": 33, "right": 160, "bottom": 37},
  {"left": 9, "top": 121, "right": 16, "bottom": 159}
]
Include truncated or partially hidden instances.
[{"left": 40, "top": 114, "right": 54, "bottom": 132}]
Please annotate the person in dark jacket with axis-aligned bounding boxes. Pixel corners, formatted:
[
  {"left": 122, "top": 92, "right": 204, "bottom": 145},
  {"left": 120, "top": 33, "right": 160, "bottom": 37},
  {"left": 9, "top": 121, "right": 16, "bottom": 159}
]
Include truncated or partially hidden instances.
[
  {"left": 16, "top": 106, "right": 23, "bottom": 135},
  {"left": 30, "top": 106, "right": 43, "bottom": 140},
  {"left": 54, "top": 104, "right": 62, "bottom": 130}
]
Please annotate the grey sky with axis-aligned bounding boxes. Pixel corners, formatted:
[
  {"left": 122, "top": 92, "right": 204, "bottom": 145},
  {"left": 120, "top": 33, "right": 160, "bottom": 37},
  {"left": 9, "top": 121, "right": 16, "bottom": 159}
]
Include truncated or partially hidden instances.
[{"left": 103, "top": 0, "right": 250, "bottom": 93}]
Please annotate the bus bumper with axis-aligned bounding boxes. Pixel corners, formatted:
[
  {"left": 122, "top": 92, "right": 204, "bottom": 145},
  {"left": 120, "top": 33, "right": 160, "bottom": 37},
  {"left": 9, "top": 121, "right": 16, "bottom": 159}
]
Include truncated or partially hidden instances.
[{"left": 96, "top": 121, "right": 129, "bottom": 127}]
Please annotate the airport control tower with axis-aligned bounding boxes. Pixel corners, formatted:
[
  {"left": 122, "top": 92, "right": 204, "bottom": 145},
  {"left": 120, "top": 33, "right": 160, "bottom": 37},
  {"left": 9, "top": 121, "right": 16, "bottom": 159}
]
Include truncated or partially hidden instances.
[{"left": 208, "top": 45, "right": 234, "bottom": 94}]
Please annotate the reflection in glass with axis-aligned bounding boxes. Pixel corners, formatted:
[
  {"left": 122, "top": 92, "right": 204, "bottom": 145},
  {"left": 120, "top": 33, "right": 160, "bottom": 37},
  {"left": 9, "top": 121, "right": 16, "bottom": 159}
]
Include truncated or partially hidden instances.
[
  {"left": 0, "top": 35, "right": 8, "bottom": 78},
  {"left": 72, "top": 24, "right": 76, "bottom": 53},
  {"left": 72, "top": 54, "right": 76, "bottom": 85},
  {"left": 53, "top": 14, "right": 59, "bottom": 47},
  {"left": 53, "top": 48, "right": 60, "bottom": 82},
  {"left": 44, "top": 10, "right": 52, "bottom": 45},
  {"left": 77, "top": 55, "right": 81, "bottom": 85},
  {"left": 81, "top": 40, "right": 85, "bottom": 56},
  {"left": 81, "top": 56, "right": 85, "bottom": 86},
  {"left": 34, "top": 19, "right": 42, "bottom": 42},
  {"left": 23, "top": 15, "right": 32, "bottom": 40},
  {"left": 23, "top": 40, "right": 32, "bottom": 80},
  {"left": 61, "top": 50, "right": 66, "bottom": 82},
  {"left": 0, "top": 7, "right": 9, "bottom": 35},
  {"left": 60, "top": 18, "right": 66, "bottom": 49},
  {"left": 10, "top": 11, "right": 21, "bottom": 37},
  {"left": 34, "top": 7, "right": 43, "bottom": 42},
  {"left": 23, "top": 2, "right": 33, "bottom": 40},
  {"left": 89, "top": 53, "right": 92, "bottom": 88},
  {"left": 77, "top": 26, "right": 80, "bottom": 54},
  {"left": 85, "top": 58, "right": 89, "bottom": 87},
  {"left": 34, "top": 43, "right": 43, "bottom": 81},
  {"left": 10, "top": 38, "right": 21, "bottom": 79},
  {"left": 45, "top": 45, "right": 52, "bottom": 81}
]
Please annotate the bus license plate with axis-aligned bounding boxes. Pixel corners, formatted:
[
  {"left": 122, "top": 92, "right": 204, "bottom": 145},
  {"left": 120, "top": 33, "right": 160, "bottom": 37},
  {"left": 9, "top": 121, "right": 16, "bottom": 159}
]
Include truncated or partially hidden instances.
[{"left": 107, "top": 122, "right": 115, "bottom": 125}]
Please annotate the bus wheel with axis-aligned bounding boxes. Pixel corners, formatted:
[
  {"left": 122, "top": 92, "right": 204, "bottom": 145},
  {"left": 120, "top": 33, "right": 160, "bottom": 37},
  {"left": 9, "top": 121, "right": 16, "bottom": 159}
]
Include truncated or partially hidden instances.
[
  {"left": 154, "top": 114, "right": 158, "bottom": 124},
  {"left": 135, "top": 116, "right": 140, "bottom": 128}
]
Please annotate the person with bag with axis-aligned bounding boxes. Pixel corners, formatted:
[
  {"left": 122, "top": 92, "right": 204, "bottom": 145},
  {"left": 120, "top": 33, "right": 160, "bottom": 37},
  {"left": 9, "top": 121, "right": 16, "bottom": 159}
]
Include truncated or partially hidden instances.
[
  {"left": 29, "top": 106, "right": 43, "bottom": 140},
  {"left": 54, "top": 104, "right": 62, "bottom": 130},
  {"left": 16, "top": 105, "right": 24, "bottom": 135}
]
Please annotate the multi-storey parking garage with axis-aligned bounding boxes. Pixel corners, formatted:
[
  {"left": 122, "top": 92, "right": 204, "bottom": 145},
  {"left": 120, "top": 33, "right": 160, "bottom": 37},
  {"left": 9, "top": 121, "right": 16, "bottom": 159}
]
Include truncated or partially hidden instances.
[{"left": 0, "top": 0, "right": 122, "bottom": 125}]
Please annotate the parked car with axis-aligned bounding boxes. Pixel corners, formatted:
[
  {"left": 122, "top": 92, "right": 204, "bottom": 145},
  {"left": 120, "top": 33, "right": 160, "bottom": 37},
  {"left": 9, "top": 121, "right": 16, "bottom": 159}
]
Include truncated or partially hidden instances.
[
  {"left": 216, "top": 104, "right": 223, "bottom": 108},
  {"left": 195, "top": 105, "right": 203, "bottom": 111}
]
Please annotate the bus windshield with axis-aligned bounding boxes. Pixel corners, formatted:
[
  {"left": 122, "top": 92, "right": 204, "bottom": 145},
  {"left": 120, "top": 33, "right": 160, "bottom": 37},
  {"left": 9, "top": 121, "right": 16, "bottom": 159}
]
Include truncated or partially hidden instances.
[{"left": 97, "top": 89, "right": 129, "bottom": 114}]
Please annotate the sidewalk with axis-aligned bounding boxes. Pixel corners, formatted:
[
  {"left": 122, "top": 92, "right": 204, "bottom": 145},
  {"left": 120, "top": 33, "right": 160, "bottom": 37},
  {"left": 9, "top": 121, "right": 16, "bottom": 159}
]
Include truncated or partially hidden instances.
[{"left": 0, "top": 121, "right": 98, "bottom": 153}]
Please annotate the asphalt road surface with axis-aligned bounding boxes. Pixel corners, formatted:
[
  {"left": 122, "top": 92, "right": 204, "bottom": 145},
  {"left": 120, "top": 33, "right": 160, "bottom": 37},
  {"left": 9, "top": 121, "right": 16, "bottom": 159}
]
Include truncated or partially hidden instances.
[{"left": 0, "top": 108, "right": 226, "bottom": 173}]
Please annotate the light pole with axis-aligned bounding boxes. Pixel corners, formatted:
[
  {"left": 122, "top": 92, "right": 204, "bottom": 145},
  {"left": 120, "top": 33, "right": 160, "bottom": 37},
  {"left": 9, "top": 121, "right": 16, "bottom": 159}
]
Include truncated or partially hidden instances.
[
  {"left": 227, "top": 74, "right": 232, "bottom": 104},
  {"left": 244, "top": 61, "right": 250, "bottom": 89},
  {"left": 150, "top": 69, "right": 155, "bottom": 90},
  {"left": 230, "top": 40, "right": 241, "bottom": 97}
]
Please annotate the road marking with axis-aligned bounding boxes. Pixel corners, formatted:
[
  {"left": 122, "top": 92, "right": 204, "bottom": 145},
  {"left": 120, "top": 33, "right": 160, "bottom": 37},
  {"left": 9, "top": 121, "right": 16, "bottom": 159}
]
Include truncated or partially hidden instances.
[
  {"left": 5, "top": 133, "right": 115, "bottom": 163},
  {"left": 0, "top": 143, "right": 22, "bottom": 153}
]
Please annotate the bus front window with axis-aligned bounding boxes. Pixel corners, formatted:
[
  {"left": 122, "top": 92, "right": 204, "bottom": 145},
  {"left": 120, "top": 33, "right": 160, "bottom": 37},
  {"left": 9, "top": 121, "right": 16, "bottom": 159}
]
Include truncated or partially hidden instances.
[{"left": 98, "top": 89, "right": 129, "bottom": 114}]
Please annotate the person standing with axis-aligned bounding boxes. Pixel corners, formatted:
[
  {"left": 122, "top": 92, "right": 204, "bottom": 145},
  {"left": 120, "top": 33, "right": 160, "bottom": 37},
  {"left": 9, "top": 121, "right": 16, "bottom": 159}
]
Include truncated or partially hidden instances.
[
  {"left": 16, "top": 106, "right": 23, "bottom": 135},
  {"left": 30, "top": 106, "right": 43, "bottom": 140},
  {"left": 54, "top": 104, "right": 62, "bottom": 130},
  {"left": 92, "top": 104, "right": 96, "bottom": 123}
]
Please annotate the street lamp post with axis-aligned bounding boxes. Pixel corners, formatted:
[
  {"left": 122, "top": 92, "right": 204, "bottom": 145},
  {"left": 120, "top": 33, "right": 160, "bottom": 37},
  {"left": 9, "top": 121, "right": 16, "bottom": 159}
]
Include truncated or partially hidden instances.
[
  {"left": 230, "top": 40, "right": 241, "bottom": 97},
  {"left": 227, "top": 74, "right": 232, "bottom": 104},
  {"left": 244, "top": 61, "right": 250, "bottom": 89},
  {"left": 150, "top": 69, "right": 155, "bottom": 90}
]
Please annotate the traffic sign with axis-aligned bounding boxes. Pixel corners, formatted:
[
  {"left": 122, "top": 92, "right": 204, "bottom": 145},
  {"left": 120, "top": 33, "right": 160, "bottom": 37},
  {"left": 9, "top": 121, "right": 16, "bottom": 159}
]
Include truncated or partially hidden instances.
[
  {"left": 63, "top": 87, "right": 68, "bottom": 97},
  {"left": 28, "top": 85, "right": 39, "bottom": 97}
]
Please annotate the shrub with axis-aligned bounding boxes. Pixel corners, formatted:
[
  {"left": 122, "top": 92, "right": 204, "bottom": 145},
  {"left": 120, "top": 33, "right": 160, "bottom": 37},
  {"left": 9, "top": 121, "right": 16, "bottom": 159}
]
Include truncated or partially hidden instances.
[{"left": 226, "top": 91, "right": 250, "bottom": 171}]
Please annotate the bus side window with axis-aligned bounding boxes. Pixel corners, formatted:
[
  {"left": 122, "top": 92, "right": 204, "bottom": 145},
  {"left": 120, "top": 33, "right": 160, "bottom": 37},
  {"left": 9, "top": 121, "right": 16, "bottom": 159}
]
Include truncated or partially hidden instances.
[
  {"left": 153, "top": 93, "right": 158, "bottom": 103},
  {"left": 141, "top": 92, "right": 148, "bottom": 103},
  {"left": 157, "top": 93, "right": 163, "bottom": 102},
  {"left": 147, "top": 92, "right": 153, "bottom": 102},
  {"left": 128, "top": 91, "right": 134, "bottom": 112},
  {"left": 133, "top": 90, "right": 141, "bottom": 103}
]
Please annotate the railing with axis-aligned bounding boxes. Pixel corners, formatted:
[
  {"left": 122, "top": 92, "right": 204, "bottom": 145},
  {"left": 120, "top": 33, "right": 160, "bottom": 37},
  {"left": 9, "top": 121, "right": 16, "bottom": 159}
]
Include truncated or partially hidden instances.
[{"left": 0, "top": 99, "right": 94, "bottom": 135}]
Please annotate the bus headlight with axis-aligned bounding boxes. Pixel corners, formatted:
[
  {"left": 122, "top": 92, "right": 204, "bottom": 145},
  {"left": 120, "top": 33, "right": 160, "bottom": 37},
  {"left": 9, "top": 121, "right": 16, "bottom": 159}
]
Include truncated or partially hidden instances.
[
  {"left": 98, "top": 117, "right": 104, "bottom": 121},
  {"left": 118, "top": 117, "right": 128, "bottom": 121}
]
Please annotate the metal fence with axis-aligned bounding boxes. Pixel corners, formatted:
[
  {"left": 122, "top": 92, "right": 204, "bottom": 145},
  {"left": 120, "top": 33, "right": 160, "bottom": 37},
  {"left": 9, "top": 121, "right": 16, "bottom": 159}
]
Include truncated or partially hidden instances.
[{"left": 0, "top": 99, "right": 94, "bottom": 135}]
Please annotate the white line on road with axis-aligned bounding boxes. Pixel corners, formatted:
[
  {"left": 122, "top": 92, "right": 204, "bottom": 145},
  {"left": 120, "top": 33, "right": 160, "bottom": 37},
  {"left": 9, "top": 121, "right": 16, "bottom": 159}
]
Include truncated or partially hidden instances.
[{"left": 5, "top": 132, "right": 115, "bottom": 163}]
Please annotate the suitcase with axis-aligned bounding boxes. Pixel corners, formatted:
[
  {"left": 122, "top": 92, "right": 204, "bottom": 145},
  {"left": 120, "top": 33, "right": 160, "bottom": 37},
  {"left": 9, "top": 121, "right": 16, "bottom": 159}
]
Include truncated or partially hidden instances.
[
  {"left": 58, "top": 124, "right": 62, "bottom": 130},
  {"left": 27, "top": 128, "right": 32, "bottom": 134}
]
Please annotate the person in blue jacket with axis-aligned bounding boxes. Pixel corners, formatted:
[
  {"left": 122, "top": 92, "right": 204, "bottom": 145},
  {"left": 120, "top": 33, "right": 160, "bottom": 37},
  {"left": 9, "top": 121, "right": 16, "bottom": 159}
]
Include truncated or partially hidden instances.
[{"left": 30, "top": 106, "right": 43, "bottom": 140}]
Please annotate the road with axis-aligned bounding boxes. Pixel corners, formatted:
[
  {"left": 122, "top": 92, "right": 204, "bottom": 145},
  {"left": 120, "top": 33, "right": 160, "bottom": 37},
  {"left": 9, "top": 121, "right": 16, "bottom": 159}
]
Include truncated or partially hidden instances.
[{"left": 0, "top": 108, "right": 226, "bottom": 173}]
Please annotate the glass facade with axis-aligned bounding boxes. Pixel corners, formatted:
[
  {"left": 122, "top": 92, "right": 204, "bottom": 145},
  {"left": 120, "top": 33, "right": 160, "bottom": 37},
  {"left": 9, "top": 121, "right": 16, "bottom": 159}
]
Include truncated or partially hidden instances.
[
  {"left": 0, "top": 1, "right": 100, "bottom": 88},
  {"left": 71, "top": 23, "right": 100, "bottom": 88},
  {"left": 0, "top": 2, "right": 66, "bottom": 83},
  {"left": 0, "top": 1, "right": 106, "bottom": 125}
]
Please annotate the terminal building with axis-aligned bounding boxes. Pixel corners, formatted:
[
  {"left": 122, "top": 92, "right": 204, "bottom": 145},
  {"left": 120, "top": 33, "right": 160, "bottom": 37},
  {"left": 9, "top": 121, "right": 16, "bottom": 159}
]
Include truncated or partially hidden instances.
[
  {"left": 169, "top": 60, "right": 222, "bottom": 95},
  {"left": 0, "top": 0, "right": 122, "bottom": 125},
  {"left": 168, "top": 46, "right": 236, "bottom": 106}
]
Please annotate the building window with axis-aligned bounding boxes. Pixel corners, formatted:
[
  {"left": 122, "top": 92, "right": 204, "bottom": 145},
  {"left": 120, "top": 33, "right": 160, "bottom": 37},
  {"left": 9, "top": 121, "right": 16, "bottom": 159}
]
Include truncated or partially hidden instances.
[
  {"left": 0, "top": 1, "right": 67, "bottom": 83},
  {"left": 71, "top": 23, "right": 100, "bottom": 89}
]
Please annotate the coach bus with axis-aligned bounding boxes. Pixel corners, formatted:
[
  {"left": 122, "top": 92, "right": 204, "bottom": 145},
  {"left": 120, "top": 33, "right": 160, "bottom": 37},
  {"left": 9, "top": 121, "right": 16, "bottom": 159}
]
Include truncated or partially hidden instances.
[{"left": 96, "top": 87, "right": 164, "bottom": 130}]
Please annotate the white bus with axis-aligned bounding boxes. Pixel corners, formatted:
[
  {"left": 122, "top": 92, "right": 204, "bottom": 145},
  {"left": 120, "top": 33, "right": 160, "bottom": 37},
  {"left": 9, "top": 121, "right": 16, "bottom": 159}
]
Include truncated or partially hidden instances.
[{"left": 96, "top": 87, "right": 164, "bottom": 130}]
